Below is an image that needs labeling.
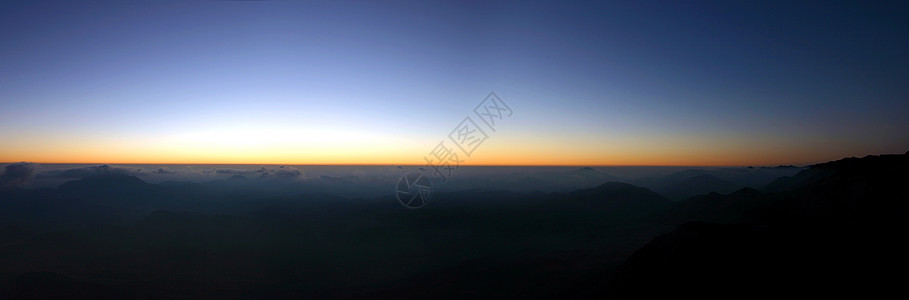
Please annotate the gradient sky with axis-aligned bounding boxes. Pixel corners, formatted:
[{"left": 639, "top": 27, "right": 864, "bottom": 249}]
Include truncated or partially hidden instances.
[{"left": 1, "top": 1, "right": 907, "bottom": 166}]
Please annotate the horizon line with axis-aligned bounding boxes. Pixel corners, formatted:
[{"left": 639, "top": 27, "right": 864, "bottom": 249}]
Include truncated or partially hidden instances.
[{"left": 1, "top": 161, "right": 811, "bottom": 168}]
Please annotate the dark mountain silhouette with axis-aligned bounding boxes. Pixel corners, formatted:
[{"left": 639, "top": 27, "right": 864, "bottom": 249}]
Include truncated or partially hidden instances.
[
  {"left": 562, "top": 181, "right": 671, "bottom": 213},
  {"left": 666, "top": 187, "right": 768, "bottom": 223},
  {"left": 633, "top": 166, "right": 802, "bottom": 200},
  {"left": 0, "top": 174, "right": 675, "bottom": 298},
  {"left": 570, "top": 167, "right": 620, "bottom": 183},
  {"left": 57, "top": 173, "right": 150, "bottom": 193},
  {"left": 436, "top": 167, "right": 625, "bottom": 194},
  {"left": 658, "top": 174, "right": 739, "bottom": 200},
  {"left": 609, "top": 222, "right": 789, "bottom": 299},
  {"left": 227, "top": 174, "right": 247, "bottom": 181},
  {"left": 0, "top": 151, "right": 904, "bottom": 298},
  {"left": 610, "top": 152, "right": 909, "bottom": 299},
  {"left": 764, "top": 152, "right": 907, "bottom": 194}
]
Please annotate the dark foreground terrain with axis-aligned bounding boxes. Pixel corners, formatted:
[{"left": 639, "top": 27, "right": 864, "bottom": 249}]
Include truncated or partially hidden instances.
[{"left": 1, "top": 152, "right": 906, "bottom": 299}]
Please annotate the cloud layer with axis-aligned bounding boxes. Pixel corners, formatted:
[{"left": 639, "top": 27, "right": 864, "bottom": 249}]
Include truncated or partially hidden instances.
[{"left": 0, "top": 162, "right": 37, "bottom": 188}]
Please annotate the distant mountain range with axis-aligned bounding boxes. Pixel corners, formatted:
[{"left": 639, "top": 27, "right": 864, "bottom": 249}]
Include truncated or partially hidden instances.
[
  {"left": 610, "top": 151, "right": 909, "bottom": 299},
  {"left": 0, "top": 151, "right": 905, "bottom": 298}
]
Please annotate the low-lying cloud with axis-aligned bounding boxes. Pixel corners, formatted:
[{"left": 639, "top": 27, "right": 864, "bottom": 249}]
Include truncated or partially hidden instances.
[
  {"left": 155, "top": 168, "right": 175, "bottom": 174},
  {"left": 0, "top": 162, "right": 37, "bottom": 188},
  {"left": 256, "top": 166, "right": 304, "bottom": 179},
  {"left": 44, "top": 164, "right": 142, "bottom": 179},
  {"left": 211, "top": 166, "right": 304, "bottom": 179}
]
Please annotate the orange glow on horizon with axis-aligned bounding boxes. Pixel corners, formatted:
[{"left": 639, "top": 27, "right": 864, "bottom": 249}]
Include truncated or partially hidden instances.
[
  {"left": 0, "top": 126, "right": 890, "bottom": 167},
  {"left": 0, "top": 148, "right": 848, "bottom": 167}
]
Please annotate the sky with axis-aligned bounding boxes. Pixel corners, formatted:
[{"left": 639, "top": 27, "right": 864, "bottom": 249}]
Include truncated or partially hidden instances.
[{"left": 1, "top": 1, "right": 907, "bottom": 166}]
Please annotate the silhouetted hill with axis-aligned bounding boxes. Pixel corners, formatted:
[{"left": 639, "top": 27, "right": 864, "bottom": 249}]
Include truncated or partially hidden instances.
[
  {"left": 1, "top": 152, "right": 903, "bottom": 298},
  {"left": 57, "top": 173, "right": 149, "bottom": 192},
  {"left": 611, "top": 222, "right": 789, "bottom": 299},
  {"left": 659, "top": 174, "right": 739, "bottom": 200},
  {"left": 227, "top": 174, "right": 247, "bottom": 181},
  {"left": 570, "top": 167, "right": 620, "bottom": 183},
  {"left": 666, "top": 187, "right": 769, "bottom": 223},
  {"left": 764, "top": 152, "right": 909, "bottom": 193},
  {"left": 611, "top": 151, "right": 909, "bottom": 299},
  {"left": 633, "top": 166, "right": 801, "bottom": 200},
  {"left": 563, "top": 182, "right": 671, "bottom": 214},
  {"left": 0, "top": 178, "right": 680, "bottom": 298}
]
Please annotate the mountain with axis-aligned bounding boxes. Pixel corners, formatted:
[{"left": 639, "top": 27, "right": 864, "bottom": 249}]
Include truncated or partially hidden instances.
[
  {"left": 1, "top": 151, "right": 904, "bottom": 298},
  {"left": 510, "top": 167, "right": 625, "bottom": 192},
  {"left": 57, "top": 173, "right": 150, "bottom": 193},
  {"left": 562, "top": 182, "right": 671, "bottom": 214},
  {"left": 657, "top": 174, "right": 740, "bottom": 200},
  {"left": 764, "top": 152, "right": 908, "bottom": 194},
  {"left": 610, "top": 151, "right": 909, "bottom": 299},
  {"left": 610, "top": 222, "right": 791, "bottom": 299},
  {"left": 666, "top": 187, "right": 768, "bottom": 223},
  {"left": 633, "top": 166, "right": 802, "bottom": 200}
]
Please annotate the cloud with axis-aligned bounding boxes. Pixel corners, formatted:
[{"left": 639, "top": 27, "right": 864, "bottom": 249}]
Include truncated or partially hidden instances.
[
  {"left": 216, "top": 169, "right": 246, "bottom": 175},
  {"left": 271, "top": 169, "right": 302, "bottom": 178},
  {"left": 0, "top": 162, "right": 37, "bottom": 188},
  {"left": 212, "top": 166, "right": 304, "bottom": 179},
  {"left": 46, "top": 164, "right": 140, "bottom": 178},
  {"left": 257, "top": 166, "right": 304, "bottom": 179},
  {"left": 155, "top": 168, "right": 175, "bottom": 174}
]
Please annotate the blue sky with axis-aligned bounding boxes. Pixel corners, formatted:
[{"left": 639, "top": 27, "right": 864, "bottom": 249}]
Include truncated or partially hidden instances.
[{"left": 1, "top": 1, "right": 907, "bottom": 165}]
